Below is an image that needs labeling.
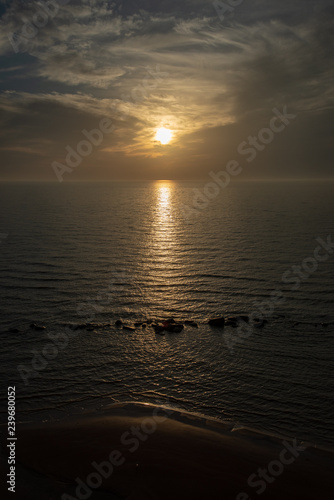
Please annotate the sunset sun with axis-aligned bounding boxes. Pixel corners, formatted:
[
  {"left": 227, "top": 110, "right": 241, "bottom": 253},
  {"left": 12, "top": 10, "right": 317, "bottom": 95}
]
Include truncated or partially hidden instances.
[{"left": 155, "top": 127, "right": 173, "bottom": 145}]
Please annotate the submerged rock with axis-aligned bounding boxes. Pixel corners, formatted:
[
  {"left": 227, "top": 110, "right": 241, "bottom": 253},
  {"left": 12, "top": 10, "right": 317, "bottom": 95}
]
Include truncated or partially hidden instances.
[
  {"left": 30, "top": 323, "right": 46, "bottom": 331},
  {"left": 153, "top": 325, "right": 165, "bottom": 334},
  {"left": 225, "top": 316, "right": 250, "bottom": 327},
  {"left": 253, "top": 318, "right": 268, "bottom": 328},
  {"left": 122, "top": 325, "right": 135, "bottom": 332},
  {"left": 165, "top": 324, "right": 184, "bottom": 333},
  {"left": 208, "top": 317, "right": 225, "bottom": 328},
  {"left": 115, "top": 320, "right": 123, "bottom": 327},
  {"left": 184, "top": 321, "right": 198, "bottom": 328},
  {"left": 165, "top": 317, "right": 175, "bottom": 324}
]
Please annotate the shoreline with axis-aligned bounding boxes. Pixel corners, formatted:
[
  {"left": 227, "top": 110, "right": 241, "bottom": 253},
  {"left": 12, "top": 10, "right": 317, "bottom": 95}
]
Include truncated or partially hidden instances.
[{"left": 1, "top": 402, "right": 333, "bottom": 499}]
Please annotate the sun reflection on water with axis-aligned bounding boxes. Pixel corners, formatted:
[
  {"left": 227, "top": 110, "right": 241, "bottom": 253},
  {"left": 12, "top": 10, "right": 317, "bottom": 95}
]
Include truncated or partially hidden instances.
[{"left": 155, "top": 181, "right": 174, "bottom": 229}]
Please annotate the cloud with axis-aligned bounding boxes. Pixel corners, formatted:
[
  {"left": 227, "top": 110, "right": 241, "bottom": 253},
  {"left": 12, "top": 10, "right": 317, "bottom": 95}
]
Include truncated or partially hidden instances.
[{"left": 0, "top": 0, "right": 333, "bottom": 179}]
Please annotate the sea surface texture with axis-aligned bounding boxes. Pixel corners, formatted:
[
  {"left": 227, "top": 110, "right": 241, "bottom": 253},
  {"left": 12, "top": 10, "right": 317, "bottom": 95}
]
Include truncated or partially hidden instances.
[{"left": 0, "top": 181, "right": 333, "bottom": 446}]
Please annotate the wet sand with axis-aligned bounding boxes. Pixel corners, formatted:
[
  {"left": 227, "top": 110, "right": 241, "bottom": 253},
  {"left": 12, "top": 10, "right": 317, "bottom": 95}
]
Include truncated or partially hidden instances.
[{"left": 1, "top": 403, "right": 334, "bottom": 499}]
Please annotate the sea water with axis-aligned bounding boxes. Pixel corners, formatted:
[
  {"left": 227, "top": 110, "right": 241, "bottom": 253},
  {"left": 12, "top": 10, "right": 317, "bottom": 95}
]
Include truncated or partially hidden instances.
[{"left": 0, "top": 180, "right": 333, "bottom": 446}]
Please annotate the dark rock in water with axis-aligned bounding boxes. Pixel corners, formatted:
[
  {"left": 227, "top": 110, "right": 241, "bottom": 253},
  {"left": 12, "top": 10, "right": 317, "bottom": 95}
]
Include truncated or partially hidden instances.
[
  {"left": 9, "top": 328, "right": 20, "bottom": 333},
  {"left": 165, "top": 324, "right": 184, "bottom": 333},
  {"left": 153, "top": 325, "right": 165, "bottom": 334},
  {"left": 165, "top": 317, "right": 175, "bottom": 324},
  {"left": 67, "top": 323, "right": 88, "bottom": 330},
  {"left": 253, "top": 319, "right": 268, "bottom": 328},
  {"left": 115, "top": 320, "right": 123, "bottom": 327},
  {"left": 123, "top": 325, "right": 135, "bottom": 332},
  {"left": 225, "top": 316, "right": 250, "bottom": 327},
  {"left": 208, "top": 317, "right": 225, "bottom": 328},
  {"left": 30, "top": 323, "right": 46, "bottom": 331},
  {"left": 142, "top": 324, "right": 147, "bottom": 329},
  {"left": 134, "top": 322, "right": 143, "bottom": 327},
  {"left": 225, "top": 318, "right": 238, "bottom": 327},
  {"left": 86, "top": 322, "right": 109, "bottom": 329},
  {"left": 184, "top": 320, "right": 198, "bottom": 327},
  {"left": 170, "top": 325, "right": 184, "bottom": 333}
]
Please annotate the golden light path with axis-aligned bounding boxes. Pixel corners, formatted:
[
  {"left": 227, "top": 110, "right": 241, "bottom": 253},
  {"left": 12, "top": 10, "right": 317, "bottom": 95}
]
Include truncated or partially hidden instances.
[{"left": 155, "top": 127, "right": 173, "bottom": 145}]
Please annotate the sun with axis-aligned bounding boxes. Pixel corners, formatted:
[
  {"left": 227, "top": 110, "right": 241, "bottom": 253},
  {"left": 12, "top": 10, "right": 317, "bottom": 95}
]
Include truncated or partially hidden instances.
[{"left": 155, "top": 127, "right": 173, "bottom": 145}]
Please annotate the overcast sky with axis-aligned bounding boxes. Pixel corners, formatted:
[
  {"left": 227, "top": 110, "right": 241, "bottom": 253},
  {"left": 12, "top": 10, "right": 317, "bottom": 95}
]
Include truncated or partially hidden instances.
[{"left": 0, "top": 0, "right": 333, "bottom": 181}]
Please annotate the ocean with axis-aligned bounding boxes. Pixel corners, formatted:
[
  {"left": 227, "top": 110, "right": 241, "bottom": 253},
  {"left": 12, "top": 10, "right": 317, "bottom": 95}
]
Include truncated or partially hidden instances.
[{"left": 0, "top": 180, "right": 333, "bottom": 447}]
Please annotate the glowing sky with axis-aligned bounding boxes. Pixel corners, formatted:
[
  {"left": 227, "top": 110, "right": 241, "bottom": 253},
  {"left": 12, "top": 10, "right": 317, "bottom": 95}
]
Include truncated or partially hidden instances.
[{"left": 0, "top": 0, "right": 333, "bottom": 181}]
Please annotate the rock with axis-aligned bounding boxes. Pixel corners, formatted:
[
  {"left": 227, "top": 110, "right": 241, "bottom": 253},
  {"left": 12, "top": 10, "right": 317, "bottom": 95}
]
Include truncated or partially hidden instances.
[
  {"left": 30, "top": 323, "right": 46, "bottom": 331},
  {"left": 165, "top": 318, "right": 175, "bottom": 324},
  {"left": 86, "top": 322, "right": 109, "bottom": 329},
  {"left": 184, "top": 321, "right": 198, "bottom": 327},
  {"left": 253, "top": 319, "right": 268, "bottom": 328},
  {"left": 115, "top": 320, "right": 123, "bottom": 327},
  {"left": 122, "top": 325, "right": 135, "bottom": 332},
  {"left": 134, "top": 322, "right": 143, "bottom": 327},
  {"left": 225, "top": 316, "right": 250, "bottom": 327},
  {"left": 9, "top": 328, "right": 20, "bottom": 333},
  {"left": 141, "top": 324, "right": 147, "bottom": 328},
  {"left": 208, "top": 317, "right": 225, "bottom": 328},
  {"left": 167, "top": 325, "right": 184, "bottom": 333},
  {"left": 225, "top": 318, "right": 238, "bottom": 327},
  {"left": 153, "top": 325, "right": 165, "bottom": 334}
]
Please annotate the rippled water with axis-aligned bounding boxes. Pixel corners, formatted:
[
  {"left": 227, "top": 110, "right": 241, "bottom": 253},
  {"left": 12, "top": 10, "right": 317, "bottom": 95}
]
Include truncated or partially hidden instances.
[{"left": 0, "top": 181, "right": 333, "bottom": 446}]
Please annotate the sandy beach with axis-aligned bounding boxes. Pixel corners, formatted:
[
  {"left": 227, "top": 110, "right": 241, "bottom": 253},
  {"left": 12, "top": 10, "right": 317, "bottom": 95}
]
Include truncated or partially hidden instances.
[{"left": 1, "top": 402, "right": 333, "bottom": 499}]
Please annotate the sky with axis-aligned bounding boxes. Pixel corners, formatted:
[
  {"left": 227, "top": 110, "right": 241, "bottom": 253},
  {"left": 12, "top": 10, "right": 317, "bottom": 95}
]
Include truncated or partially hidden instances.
[{"left": 0, "top": 0, "right": 333, "bottom": 181}]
